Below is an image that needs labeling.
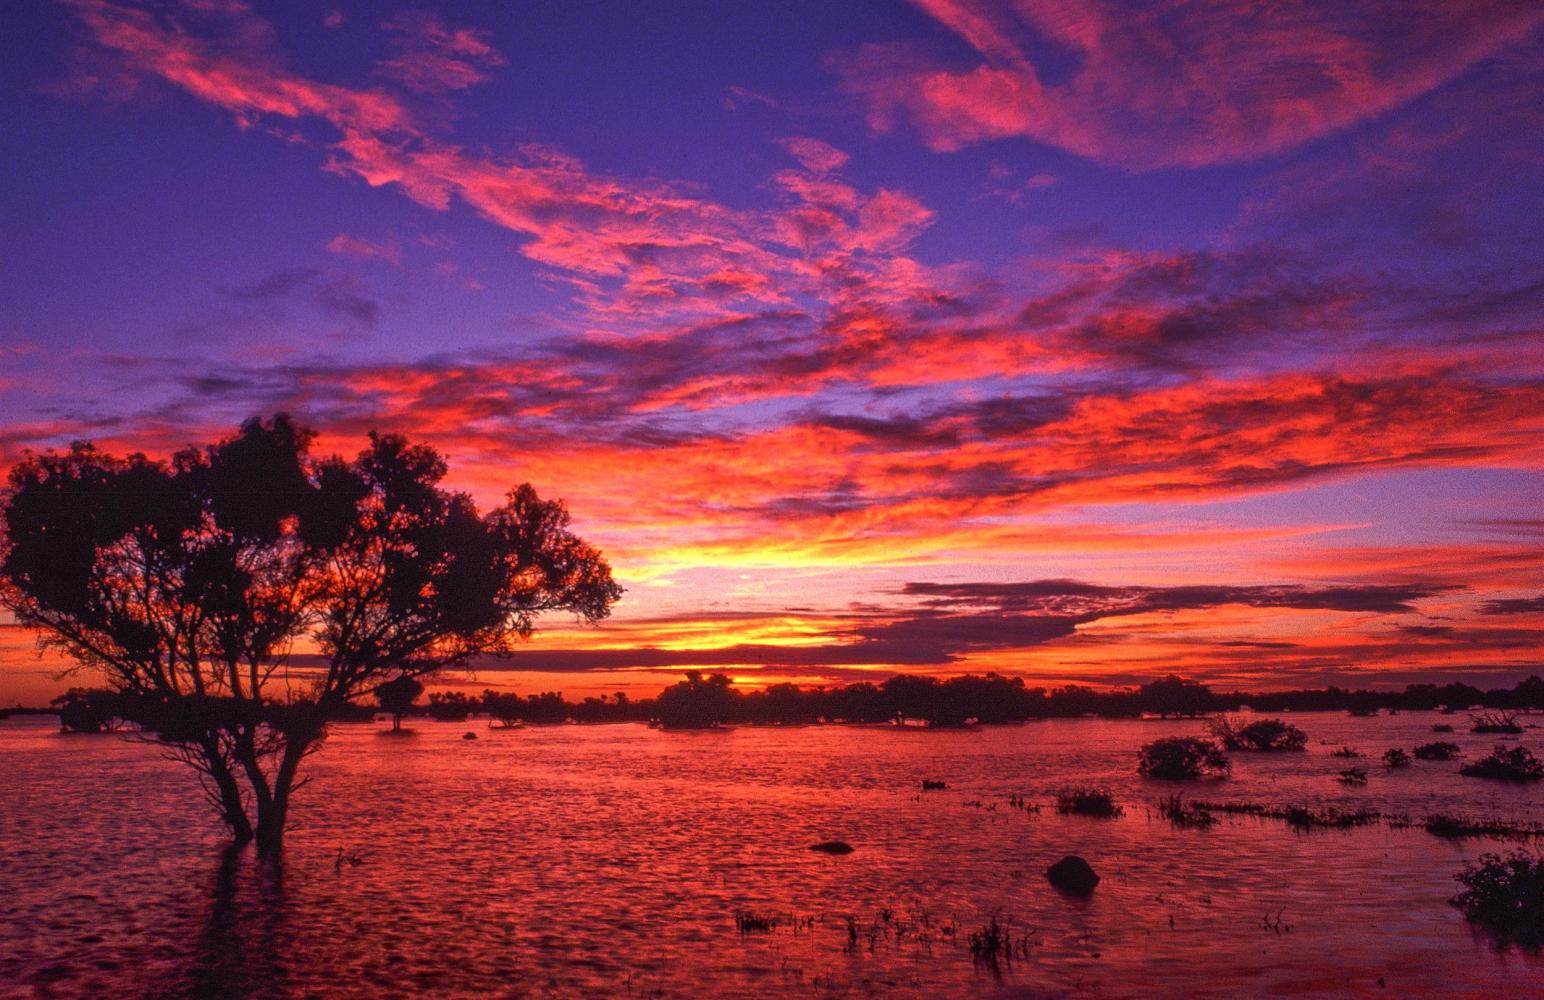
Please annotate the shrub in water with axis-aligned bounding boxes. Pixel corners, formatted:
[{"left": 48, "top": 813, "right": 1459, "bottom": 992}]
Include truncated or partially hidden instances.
[
  {"left": 1460, "top": 746, "right": 1544, "bottom": 782},
  {"left": 1137, "top": 736, "right": 1231, "bottom": 780},
  {"left": 1210, "top": 716, "right": 1308, "bottom": 752},
  {"left": 1054, "top": 787, "right": 1123, "bottom": 817},
  {"left": 1336, "top": 767, "right": 1369, "bottom": 786},
  {"left": 1382, "top": 748, "right": 1412, "bottom": 768},
  {"left": 1414, "top": 741, "right": 1462, "bottom": 761},
  {"left": 1471, "top": 711, "right": 1523, "bottom": 735},
  {"left": 1156, "top": 795, "right": 1217, "bottom": 828},
  {"left": 1451, "top": 852, "right": 1544, "bottom": 950}
]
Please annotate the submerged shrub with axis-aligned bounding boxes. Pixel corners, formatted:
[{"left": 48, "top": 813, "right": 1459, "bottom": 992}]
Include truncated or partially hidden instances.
[
  {"left": 1426, "top": 815, "right": 1544, "bottom": 840},
  {"left": 1460, "top": 746, "right": 1544, "bottom": 782},
  {"left": 1055, "top": 787, "right": 1123, "bottom": 818},
  {"left": 735, "top": 911, "right": 779, "bottom": 934},
  {"left": 1330, "top": 746, "right": 1361, "bottom": 758},
  {"left": 1210, "top": 716, "right": 1308, "bottom": 752},
  {"left": 1336, "top": 767, "right": 1369, "bottom": 786},
  {"left": 1471, "top": 711, "right": 1523, "bottom": 735},
  {"left": 1451, "top": 852, "right": 1544, "bottom": 950},
  {"left": 1414, "top": 741, "right": 1462, "bottom": 761},
  {"left": 1382, "top": 748, "right": 1412, "bottom": 768},
  {"left": 1138, "top": 736, "right": 1231, "bottom": 780},
  {"left": 1433, "top": 724, "right": 1456, "bottom": 733},
  {"left": 1157, "top": 795, "right": 1217, "bottom": 828}
]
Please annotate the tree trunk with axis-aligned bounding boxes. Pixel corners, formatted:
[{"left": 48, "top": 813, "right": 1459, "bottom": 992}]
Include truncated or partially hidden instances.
[
  {"left": 253, "top": 731, "right": 313, "bottom": 856},
  {"left": 213, "top": 764, "right": 254, "bottom": 845},
  {"left": 199, "top": 737, "right": 254, "bottom": 845}
]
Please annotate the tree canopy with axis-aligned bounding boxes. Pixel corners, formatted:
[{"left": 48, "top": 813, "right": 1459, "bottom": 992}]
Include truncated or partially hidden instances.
[{"left": 0, "top": 415, "right": 622, "bottom": 851}]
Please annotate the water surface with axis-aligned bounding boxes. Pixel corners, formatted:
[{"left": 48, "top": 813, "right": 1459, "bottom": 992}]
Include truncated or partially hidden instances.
[{"left": 2, "top": 712, "right": 1540, "bottom": 998}]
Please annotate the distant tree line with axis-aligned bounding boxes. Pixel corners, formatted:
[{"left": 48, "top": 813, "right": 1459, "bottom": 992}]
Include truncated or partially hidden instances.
[{"left": 43, "top": 672, "right": 1544, "bottom": 733}]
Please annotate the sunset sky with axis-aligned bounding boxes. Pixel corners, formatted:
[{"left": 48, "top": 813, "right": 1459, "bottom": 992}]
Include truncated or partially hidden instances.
[{"left": 3, "top": 1, "right": 1544, "bottom": 704}]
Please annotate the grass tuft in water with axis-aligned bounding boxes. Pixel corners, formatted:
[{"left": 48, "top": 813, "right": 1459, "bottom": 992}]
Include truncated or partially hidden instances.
[{"left": 1055, "top": 787, "right": 1123, "bottom": 817}]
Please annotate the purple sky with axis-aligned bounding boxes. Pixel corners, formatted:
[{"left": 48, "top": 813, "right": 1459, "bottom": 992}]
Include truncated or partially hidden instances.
[{"left": 2, "top": 1, "right": 1544, "bottom": 703}]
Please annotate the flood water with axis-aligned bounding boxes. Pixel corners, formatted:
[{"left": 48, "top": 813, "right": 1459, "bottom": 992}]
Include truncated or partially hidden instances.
[{"left": 2, "top": 711, "right": 1541, "bottom": 998}]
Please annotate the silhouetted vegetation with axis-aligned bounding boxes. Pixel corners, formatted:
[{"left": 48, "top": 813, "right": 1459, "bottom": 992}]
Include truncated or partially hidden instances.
[
  {"left": 1382, "top": 748, "right": 1411, "bottom": 768},
  {"left": 1210, "top": 716, "right": 1307, "bottom": 752},
  {"left": 1136, "top": 675, "right": 1212, "bottom": 717},
  {"left": 1156, "top": 795, "right": 1218, "bottom": 828},
  {"left": 1330, "top": 746, "right": 1361, "bottom": 758},
  {"left": 1460, "top": 746, "right": 1544, "bottom": 782},
  {"left": 1433, "top": 723, "right": 1456, "bottom": 733},
  {"left": 49, "top": 687, "right": 126, "bottom": 733},
  {"left": 967, "top": 914, "right": 1033, "bottom": 972},
  {"left": 1191, "top": 800, "right": 1381, "bottom": 830},
  {"left": 734, "top": 911, "right": 779, "bottom": 934},
  {"left": 425, "top": 691, "right": 475, "bottom": 722},
  {"left": 1336, "top": 767, "right": 1369, "bottom": 785},
  {"left": 1425, "top": 815, "right": 1544, "bottom": 840},
  {"left": 1055, "top": 787, "right": 1122, "bottom": 817},
  {"left": 374, "top": 676, "right": 422, "bottom": 732},
  {"left": 1471, "top": 711, "right": 1523, "bottom": 734},
  {"left": 0, "top": 416, "right": 621, "bottom": 852},
  {"left": 24, "top": 672, "right": 1544, "bottom": 734},
  {"left": 1451, "top": 852, "right": 1544, "bottom": 950},
  {"left": 1138, "top": 736, "right": 1231, "bottom": 779},
  {"left": 1414, "top": 741, "right": 1462, "bottom": 761}
]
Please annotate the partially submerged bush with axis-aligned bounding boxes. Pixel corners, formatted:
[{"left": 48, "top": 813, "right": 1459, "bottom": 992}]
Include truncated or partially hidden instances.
[
  {"left": 1330, "top": 746, "right": 1361, "bottom": 758},
  {"left": 1414, "top": 741, "right": 1462, "bottom": 761},
  {"left": 1451, "top": 852, "right": 1544, "bottom": 950},
  {"left": 1336, "top": 767, "right": 1369, "bottom": 786},
  {"left": 735, "top": 911, "right": 779, "bottom": 934},
  {"left": 1433, "top": 724, "right": 1456, "bottom": 733},
  {"left": 1210, "top": 716, "right": 1308, "bottom": 752},
  {"left": 1460, "top": 746, "right": 1544, "bottom": 782},
  {"left": 1382, "top": 748, "right": 1412, "bottom": 768},
  {"left": 1055, "top": 787, "right": 1123, "bottom": 818},
  {"left": 1471, "top": 711, "right": 1523, "bottom": 735},
  {"left": 1157, "top": 795, "right": 1218, "bottom": 828},
  {"left": 1138, "top": 736, "right": 1231, "bottom": 780},
  {"left": 1426, "top": 815, "right": 1544, "bottom": 840}
]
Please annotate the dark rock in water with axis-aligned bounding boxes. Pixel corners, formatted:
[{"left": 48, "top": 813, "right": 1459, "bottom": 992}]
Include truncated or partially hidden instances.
[
  {"left": 1046, "top": 855, "right": 1099, "bottom": 895},
  {"left": 809, "top": 840, "right": 855, "bottom": 855},
  {"left": 921, "top": 779, "right": 948, "bottom": 790},
  {"left": 462, "top": 732, "right": 478, "bottom": 741}
]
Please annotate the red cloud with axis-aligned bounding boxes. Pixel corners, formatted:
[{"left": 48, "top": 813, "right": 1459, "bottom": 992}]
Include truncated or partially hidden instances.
[
  {"left": 838, "top": 0, "right": 1544, "bottom": 167},
  {"left": 325, "top": 233, "right": 399, "bottom": 264},
  {"left": 377, "top": 11, "right": 505, "bottom": 95}
]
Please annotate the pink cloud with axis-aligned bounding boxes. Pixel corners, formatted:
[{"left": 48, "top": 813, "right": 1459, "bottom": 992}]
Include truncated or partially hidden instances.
[
  {"left": 838, "top": 0, "right": 1544, "bottom": 167},
  {"left": 376, "top": 11, "right": 505, "bottom": 95},
  {"left": 325, "top": 233, "right": 399, "bottom": 265}
]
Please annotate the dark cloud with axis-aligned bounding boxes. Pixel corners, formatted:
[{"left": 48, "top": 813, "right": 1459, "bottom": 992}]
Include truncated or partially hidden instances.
[
  {"left": 1479, "top": 595, "right": 1544, "bottom": 615},
  {"left": 224, "top": 268, "right": 379, "bottom": 326},
  {"left": 900, "top": 579, "right": 1453, "bottom": 616}
]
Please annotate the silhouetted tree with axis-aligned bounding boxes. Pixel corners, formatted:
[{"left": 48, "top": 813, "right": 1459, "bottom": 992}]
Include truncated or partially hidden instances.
[
  {"left": 655, "top": 671, "right": 736, "bottom": 728},
  {"left": 1137, "top": 676, "right": 1213, "bottom": 718},
  {"left": 425, "top": 691, "right": 474, "bottom": 721},
  {"left": 50, "top": 687, "right": 124, "bottom": 733},
  {"left": 0, "top": 416, "right": 622, "bottom": 853},
  {"left": 374, "top": 675, "right": 423, "bottom": 731},
  {"left": 481, "top": 689, "right": 524, "bottom": 727}
]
